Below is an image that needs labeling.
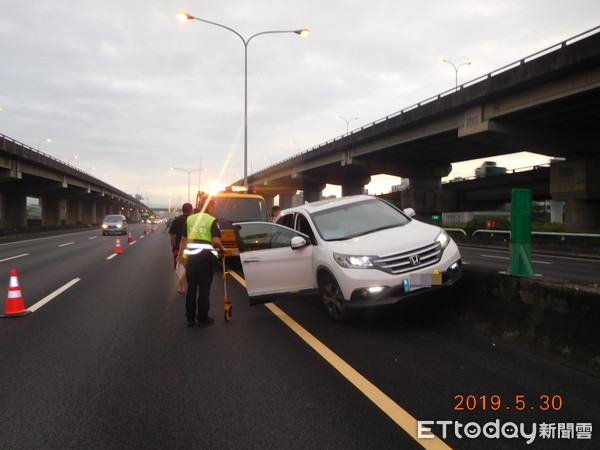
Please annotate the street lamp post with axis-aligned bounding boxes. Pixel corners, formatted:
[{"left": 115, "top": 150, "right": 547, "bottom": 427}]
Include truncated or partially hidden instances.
[
  {"left": 290, "top": 141, "right": 301, "bottom": 154},
  {"left": 197, "top": 158, "right": 207, "bottom": 192},
  {"left": 337, "top": 116, "right": 359, "bottom": 134},
  {"left": 171, "top": 166, "right": 200, "bottom": 204},
  {"left": 177, "top": 12, "right": 309, "bottom": 189},
  {"left": 37, "top": 138, "right": 52, "bottom": 150},
  {"left": 441, "top": 58, "right": 472, "bottom": 89}
]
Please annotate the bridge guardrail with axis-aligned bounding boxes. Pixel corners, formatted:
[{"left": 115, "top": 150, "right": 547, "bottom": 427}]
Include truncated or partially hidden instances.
[{"left": 1, "top": 133, "right": 99, "bottom": 181}]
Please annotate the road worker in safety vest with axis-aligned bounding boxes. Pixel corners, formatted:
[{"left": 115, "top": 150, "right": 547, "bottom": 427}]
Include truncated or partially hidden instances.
[{"left": 178, "top": 199, "right": 227, "bottom": 327}]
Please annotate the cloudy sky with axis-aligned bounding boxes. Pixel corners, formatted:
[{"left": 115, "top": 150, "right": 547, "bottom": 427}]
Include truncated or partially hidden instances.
[{"left": 1, "top": 1, "right": 597, "bottom": 208}]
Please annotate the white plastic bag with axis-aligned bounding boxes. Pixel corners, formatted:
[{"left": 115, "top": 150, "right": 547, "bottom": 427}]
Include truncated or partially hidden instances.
[{"left": 175, "top": 261, "right": 186, "bottom": 280}]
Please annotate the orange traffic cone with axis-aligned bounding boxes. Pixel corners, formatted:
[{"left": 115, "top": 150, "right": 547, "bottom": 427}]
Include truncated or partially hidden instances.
[
  {"left": 127, "top": 233, "right": 134, "bottom": 243},
  {"left": 1, "top": 270, "right": 31, "bottom": 317},
  {"left": 150, "top": 228, "right": 154, "bottom": 233},
  {"left": 114, "top": 237, "right": 123, "bottom": 253}
]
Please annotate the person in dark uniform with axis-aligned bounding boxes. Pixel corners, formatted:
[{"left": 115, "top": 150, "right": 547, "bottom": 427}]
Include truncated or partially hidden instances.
[
  {"left": 178, "top": 199, "right": 226, "bottom": 327},
  {"left": 270, "top": 205, "right": 280, "bottom": 222},
  {"left": 168, "top": 202, "right": 193, "bottom": 293}
]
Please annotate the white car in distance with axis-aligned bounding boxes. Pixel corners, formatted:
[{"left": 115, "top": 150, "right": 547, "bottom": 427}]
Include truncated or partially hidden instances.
[{"left": 236, "top": 195, "right": 463, "bottom": 323}]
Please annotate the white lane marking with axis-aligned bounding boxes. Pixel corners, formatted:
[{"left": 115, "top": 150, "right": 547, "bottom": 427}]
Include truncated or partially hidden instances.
[
  {"left": 89, "top": 236, "right": 98, "bottom": 240},
  {"left": 28, "top": 278, "right": 81, "bottom": 313},
  {"left": 129, "top": 241, "right": 136, "bottom": 246},
  {"left": 0, "top": 253, "right": 29, "bottom": 263},
  {"left": 58, "top": 242, "right": 75, "bottom": 247},
  {"left": 481, "top": 254, "right": 509, "bottom": 260},
  {"left": 227, "top": 268, "right": 451, "bottom": 450},
  {"left": 106, "top": 253, "right": 118, "bottom": 260},
  {"left": 480, "top": 254, "right": 551, "bottom": 265}
]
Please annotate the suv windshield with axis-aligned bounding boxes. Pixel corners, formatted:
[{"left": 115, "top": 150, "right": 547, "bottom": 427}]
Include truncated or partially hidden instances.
[{"left": 311, "top": 198, "right": 410, "bottom": 241}]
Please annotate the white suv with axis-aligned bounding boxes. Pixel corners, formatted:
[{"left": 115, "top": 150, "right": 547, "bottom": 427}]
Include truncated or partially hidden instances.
[{"left": 236, "top": 195, "right": 462, "bottom": 322}]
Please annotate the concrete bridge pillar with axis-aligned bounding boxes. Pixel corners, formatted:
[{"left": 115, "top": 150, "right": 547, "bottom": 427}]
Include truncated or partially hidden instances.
[
  {"left": 550, "top": 156, "right": 600, "bottom": 232},
  {"left": 400, "top": 187, "right": 445, "bottom": 224},
  {"left": 563, "top": 200, "right": 599, "bottom": 232},
  {"left": 66, "top": 199, "right": 82, "bottom": 225},
  {"left": 42, "top": 197, "right": 61, "bottom": 226},
  {"left": 0, "top": 194, "right": 7, "bottom": 228},
  {"left": 341, "top": 175, "right": 371, "bottom": 197},
  {"left": 262, "top": 194, "right": 276, "bottom": 212},
  {"left": 302, "top": 181, "right": 326, "bottom": 203},
  {"left": 279, "top": 193, "right": 296, "bottom": 209},
  {"left": 3, "top": 193, "right": 27, "bottom": 228},
  {"left": 549, "top": 200, "right": 564, "bottom": 223},
  {"left": 58, "top": 199, "right": 67, "bottom": 225},
  {"left": 341, "top": 184, "right": 365, "bottom": 196}
]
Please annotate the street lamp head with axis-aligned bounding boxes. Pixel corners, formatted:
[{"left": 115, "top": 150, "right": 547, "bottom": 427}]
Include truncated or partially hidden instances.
[
  {"left": 177, "top": 11, "right": 194, "bottom": 22},
  {"left": 294, "top": 29, "right": 310, "bottom": 37}
]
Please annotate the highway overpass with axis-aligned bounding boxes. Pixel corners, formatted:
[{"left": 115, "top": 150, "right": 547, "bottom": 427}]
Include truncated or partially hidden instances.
[
  {"left": 242, "top": 27, "right": 600, "bottom": 231},
  {"left": 0, "top": 134, "right": 151, "bottom": 232}
]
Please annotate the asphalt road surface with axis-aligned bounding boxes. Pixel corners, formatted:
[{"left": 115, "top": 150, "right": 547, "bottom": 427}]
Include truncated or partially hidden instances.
[{"left": 0, "top": 225, "right": 598, "bottom": 449}]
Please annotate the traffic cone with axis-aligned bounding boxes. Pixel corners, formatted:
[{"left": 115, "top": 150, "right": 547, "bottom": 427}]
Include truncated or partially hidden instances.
[
  {"left": 1, "top": 270, "right": 31, "bottom": 317},
  {"left": 127, "top": 232, "right": 134, "bottom": 243},
  {"left": 114, "top": 237, "right": 123, "bottom": 253}
]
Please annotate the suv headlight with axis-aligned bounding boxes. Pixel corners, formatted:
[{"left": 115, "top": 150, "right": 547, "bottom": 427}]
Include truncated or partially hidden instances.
[
  {"left": 334, "top": 253, "right": 374, "bottom": 269},
  {"left": 436, "top": 229, "right": 450, "bottom": 249}
]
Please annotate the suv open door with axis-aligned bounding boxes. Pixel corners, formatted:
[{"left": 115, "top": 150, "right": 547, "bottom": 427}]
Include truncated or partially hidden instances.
[{"left": 236, "top": 222, "right": 316, "bottom": 305}]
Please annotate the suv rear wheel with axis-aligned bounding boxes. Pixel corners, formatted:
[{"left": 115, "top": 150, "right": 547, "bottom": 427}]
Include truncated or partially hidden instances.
[{"left": 318, "top": 274, "right": 352, "bottom": 323}]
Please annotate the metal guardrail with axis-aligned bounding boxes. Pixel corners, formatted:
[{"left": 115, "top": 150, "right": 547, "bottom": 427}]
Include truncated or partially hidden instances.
[
  {"left": 443, "top": 228, "right": 467, "bottom": 236},
  {"left": 251, "top": 25, "right": 600, "bottom": 177},
  {"left": 446, "top": 228, "right": 600, "bottom": 259},
  {"left": 471, "top": 230, "right": 600, "bottom": 239}
]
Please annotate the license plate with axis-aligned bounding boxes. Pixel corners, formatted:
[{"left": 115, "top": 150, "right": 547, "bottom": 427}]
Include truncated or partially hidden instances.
[{"left": 404, "top": 271, "right": 442, "bottom": 292}]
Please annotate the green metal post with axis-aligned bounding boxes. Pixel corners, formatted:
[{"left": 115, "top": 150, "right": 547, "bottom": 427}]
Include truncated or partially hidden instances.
[{"left": 507, "top": 188, "right": 535, "bottom": 276}]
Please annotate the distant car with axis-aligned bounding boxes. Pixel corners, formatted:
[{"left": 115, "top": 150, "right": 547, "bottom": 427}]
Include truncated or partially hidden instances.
[
  {"left": 475, "top": 161, "right": 506, "bottom": 177},
  {"left": 236, "top": 195, "right": 463, "bottom": 323},
  {"left": 101, "top": 215, "right": 128, "bottom": 236}
]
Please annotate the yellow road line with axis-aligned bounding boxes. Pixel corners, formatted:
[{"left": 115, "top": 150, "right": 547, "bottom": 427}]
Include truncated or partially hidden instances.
[{"left": 227, "top": 268, "right": 451, "bottom": 450}]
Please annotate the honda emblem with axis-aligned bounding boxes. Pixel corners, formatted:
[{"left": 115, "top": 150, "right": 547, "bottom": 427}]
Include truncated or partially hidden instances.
[{"left": 409, "top": 255, "right": 421, "bottom": 266}]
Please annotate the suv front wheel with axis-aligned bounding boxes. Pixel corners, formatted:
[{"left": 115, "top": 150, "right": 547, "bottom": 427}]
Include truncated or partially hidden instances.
[{"left": 318, "top": 274, "right": 352, "bottom": 323}]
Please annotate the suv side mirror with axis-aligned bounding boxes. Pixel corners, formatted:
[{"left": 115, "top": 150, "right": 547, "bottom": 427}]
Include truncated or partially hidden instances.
[
  {"left": 291, "top": 236, "right": 308, "bottom": 250},
  {"left": 403, "top": 207, "right": 416, "bottom": 217}
]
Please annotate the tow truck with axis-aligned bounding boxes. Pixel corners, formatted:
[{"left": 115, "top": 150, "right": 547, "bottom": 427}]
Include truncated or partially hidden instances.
[{"left": 195, "top": 187, "right": 269, "bottom": 256}]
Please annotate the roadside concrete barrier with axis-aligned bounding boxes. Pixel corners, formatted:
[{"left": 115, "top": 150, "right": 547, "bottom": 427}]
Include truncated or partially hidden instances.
[{"left": 445, "top": 266, "right": 600, "bottom": 377}]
